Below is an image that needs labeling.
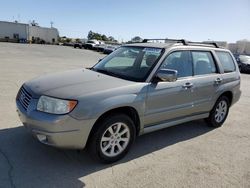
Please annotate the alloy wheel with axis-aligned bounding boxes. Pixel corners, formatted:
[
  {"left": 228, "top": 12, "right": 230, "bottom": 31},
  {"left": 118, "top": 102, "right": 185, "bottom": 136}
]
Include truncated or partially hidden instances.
[
  {"left": 215, "top": 100, "right": 228, "bottom": 123},
  {"left": 100, "top": 122, "right": 130, "bottom": 157}
]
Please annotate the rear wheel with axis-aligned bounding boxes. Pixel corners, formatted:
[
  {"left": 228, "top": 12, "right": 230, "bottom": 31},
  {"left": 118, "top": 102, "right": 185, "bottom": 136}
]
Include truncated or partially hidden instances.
[
  {"left": 205, "top": 96, "right": 230, "bottom": 127},
  {"left": 88, "top": 114, "right": 136, "bottom": 163}
]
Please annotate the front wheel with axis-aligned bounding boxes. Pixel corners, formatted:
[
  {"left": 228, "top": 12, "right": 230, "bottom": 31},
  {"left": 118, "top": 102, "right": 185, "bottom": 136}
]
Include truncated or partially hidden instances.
[
  {"left": 205, "top": 96, "right": 230, "bottom": 127},
  {"left": 88, "top": 114, "right": 136, "bottom": 163}
]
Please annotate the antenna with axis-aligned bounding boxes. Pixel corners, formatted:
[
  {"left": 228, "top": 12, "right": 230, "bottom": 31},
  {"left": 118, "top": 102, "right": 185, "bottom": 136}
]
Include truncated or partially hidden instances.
[
  {"left": 50, "top": 21, "right": 54, "bottom": 28},
  {"left": 18, "top": 14, "right": 20, "bottom": 22}
]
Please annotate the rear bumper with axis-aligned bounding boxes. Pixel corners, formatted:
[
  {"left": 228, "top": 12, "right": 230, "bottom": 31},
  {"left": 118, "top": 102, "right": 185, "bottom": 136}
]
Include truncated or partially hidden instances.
[{"left": 16, "top": 100, "right": 96, "bottom": 149}]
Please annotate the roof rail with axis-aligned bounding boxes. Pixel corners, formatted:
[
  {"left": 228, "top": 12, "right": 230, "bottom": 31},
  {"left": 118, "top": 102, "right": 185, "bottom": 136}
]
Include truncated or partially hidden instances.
[
  {"left": 142, "top": 38, "right": 188, "bottom": 45},
  {"left": 142, "top": 38, "right": 220, "bottom": 48},
  {"left": 188, "top": 41, "right": 219, "bottom": 48}
]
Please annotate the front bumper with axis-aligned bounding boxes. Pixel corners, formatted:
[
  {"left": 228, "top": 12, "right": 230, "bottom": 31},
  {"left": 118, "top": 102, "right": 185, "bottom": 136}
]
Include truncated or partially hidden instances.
[{"left": 16, "top": 99, "right": 96, "bottom": 149}]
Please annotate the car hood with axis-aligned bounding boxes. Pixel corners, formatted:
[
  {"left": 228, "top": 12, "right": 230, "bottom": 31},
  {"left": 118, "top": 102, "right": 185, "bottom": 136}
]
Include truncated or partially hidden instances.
[
  {"left": 242, "top": 60, "right": 250, "bottom": 64},
  {"left": 25, "top": 68, "right": 135, "bottom": 99}
]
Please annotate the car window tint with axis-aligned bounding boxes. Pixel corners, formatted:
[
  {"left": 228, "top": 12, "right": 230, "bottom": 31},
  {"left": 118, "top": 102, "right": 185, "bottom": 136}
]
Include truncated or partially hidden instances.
[
  {"left": 192, "top": 51, "right": 217, "bottom": 75},
  {"left": 216, "top": 51, "right": 236, "bottom": 73},
  {"left": 160, "top": 51, "right": 192, "bottom": 78}
]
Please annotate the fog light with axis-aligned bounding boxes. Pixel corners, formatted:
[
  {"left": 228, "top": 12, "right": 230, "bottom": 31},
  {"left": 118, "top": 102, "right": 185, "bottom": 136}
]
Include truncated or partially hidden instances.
[{"left": 37, "top": 134, "right": 47, "bottom": 142}]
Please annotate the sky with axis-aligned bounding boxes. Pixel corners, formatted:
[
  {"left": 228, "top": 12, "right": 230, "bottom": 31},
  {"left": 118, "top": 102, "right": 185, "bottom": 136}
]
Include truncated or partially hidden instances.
[{"left": 0, "top": 0, "right": 249, "bottom": 42}]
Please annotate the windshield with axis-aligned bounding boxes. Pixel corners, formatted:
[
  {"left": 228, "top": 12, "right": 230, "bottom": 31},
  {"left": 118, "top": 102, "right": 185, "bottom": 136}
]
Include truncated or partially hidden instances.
[{"left": 92, "top": 46, "right": 163, "bottom": 82}]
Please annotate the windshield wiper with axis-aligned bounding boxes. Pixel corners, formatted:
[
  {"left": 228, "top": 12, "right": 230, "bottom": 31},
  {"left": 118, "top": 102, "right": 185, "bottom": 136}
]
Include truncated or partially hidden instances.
[{"left": 93, "top": 68, "right": 123, "bottom": 79}]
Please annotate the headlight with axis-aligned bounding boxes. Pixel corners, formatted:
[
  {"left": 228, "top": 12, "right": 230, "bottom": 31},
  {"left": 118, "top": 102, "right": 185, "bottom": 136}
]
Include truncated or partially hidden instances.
[{"left": 37, "top": 96, "right": 77, "bottom": 114}]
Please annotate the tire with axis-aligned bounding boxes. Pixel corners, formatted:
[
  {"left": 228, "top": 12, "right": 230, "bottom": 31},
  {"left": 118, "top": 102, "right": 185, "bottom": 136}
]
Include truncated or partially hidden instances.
[
  {"left": 205, "top": 96, "right": 230, "bottom": 128},
  {"left": 88, "top": 113, "right": 136, "bottom": 163}
]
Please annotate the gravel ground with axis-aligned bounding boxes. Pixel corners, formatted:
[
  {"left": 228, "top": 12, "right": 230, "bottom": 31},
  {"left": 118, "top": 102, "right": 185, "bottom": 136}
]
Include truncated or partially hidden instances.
[{"left": 0, "top": 42, "right": 249, "bottom": 188}]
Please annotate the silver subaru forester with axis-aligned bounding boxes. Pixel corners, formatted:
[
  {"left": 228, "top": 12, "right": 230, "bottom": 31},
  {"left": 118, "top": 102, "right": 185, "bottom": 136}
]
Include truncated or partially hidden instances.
[{"left": 16, "top": 39, "right": 241, "bottom": 163}]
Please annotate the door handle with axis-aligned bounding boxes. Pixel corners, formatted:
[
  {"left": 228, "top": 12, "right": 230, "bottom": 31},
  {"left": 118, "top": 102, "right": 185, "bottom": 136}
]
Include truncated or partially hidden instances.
[
  {"left": 214, "top": 78, "right": 223, "bottom": 84},
  {"left": 182, "top": 82, "right": 193, "bottom": 89}
]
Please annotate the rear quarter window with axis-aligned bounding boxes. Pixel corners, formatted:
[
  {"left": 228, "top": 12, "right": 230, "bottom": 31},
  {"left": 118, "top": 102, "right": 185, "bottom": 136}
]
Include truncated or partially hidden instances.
[{"left": 216, "top": 51, "right": 236, "bottom": 73}]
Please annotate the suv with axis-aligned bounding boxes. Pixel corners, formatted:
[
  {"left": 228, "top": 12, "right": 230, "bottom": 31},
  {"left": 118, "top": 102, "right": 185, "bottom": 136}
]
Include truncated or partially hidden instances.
[
  {"left": 84, "top": 39, "right": 100, "bottom": 49},
  {"left": 16, "top": 39, "right": 241, "bottom": 163},
  {"left": 236, "top": 55, "right": 250, "bottom": 73}
]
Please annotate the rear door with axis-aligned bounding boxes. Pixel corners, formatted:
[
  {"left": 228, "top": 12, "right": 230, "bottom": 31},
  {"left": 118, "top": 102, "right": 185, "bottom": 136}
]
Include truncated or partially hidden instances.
[{"left": 189, "top": 50, "right": 223, "bottom": 113}]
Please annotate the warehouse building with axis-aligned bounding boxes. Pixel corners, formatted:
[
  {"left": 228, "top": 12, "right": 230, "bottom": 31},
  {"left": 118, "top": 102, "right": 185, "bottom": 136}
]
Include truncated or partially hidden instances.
[
  {"left": 0, "top": 21, "right": 28, "bottom": 42},
  {"left": 29, "top": 26, "right": 59, "bottom": 44},
  {"left": 0, "top": 20, "right": 59, "bottom": 43}
]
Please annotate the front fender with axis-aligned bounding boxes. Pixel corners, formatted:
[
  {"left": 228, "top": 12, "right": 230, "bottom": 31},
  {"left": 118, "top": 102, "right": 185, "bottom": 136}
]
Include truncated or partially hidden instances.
[
  {"left": 71, "top": 93, "right": 146, "bottom": 121},
  {"left": 91, "top": 94, "right": 145, "bottom": 118}
]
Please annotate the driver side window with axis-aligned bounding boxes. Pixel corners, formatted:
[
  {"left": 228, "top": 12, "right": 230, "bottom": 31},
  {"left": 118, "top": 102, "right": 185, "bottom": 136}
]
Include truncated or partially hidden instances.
[{"left": 160, "top": 51, "right": 193, "bottom": 78}]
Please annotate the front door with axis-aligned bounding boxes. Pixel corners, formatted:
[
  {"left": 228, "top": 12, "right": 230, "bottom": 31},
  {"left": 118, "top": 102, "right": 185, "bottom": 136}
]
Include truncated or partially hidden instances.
[{"left": 144, "top": 50, "right": 195, "bottom": 126}]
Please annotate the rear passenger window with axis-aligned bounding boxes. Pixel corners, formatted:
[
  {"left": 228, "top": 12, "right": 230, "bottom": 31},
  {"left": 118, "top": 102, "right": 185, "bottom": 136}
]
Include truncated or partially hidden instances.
[
  {"left": 192, "top": 51, "right": 217, "bottom": 75},
  {"left": 161, "top": 51, "right": 192, "bottom": 78},
  {"left": 216, "top": 51, "right": 236, "bottom": 73}
]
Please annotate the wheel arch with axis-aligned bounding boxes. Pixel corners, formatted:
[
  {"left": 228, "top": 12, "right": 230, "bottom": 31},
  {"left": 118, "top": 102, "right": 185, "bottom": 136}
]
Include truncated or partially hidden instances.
[
  {"left": 86, "top": 106, "right": 141, "bottom": 146},
  {"left": 219, "top": 91, "right": 233, "bottom": 106}
]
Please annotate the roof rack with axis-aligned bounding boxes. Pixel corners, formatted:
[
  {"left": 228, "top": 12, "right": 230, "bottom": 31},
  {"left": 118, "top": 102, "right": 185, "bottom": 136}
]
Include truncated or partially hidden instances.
[
  {"left": 142, "top": 38, "right": 220, "bottom": 48},
  {"left": 188, "top": 41, "right": 219, "bottom": 48},
  {"left": 142, "top": 38, "right": 188, "bottom": 45}
]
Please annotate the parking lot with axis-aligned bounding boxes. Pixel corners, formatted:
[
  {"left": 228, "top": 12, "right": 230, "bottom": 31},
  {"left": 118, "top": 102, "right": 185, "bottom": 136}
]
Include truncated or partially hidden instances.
[{"left": 0, "top": 42, "right": 249, "bottom": 188}]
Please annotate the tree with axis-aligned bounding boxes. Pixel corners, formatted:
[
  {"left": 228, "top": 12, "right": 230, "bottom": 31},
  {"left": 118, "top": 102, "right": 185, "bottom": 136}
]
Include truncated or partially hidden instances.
[
  {"left": 65, "top": 38, "right": 72, "bottom": 43},
  {"left": 101, "top": 34, "right": 108, "bottom": 41},
  {"left": 87, "top": 30, "right": 117, "bottom": 42},
  {"left": 131, "top": 36, "right": 143, "bottom": 42},
  {"left": 87, "top": 30, "right": 94, "bottom": 40},
  {"left": 108, "top": 36, "right": 115, "bottom": 41}
]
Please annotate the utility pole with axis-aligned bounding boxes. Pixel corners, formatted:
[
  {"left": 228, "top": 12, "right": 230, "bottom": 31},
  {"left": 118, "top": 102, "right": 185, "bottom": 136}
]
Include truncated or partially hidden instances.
[{"left": 50, "top": 21, "right": 54, "bottom": 28}]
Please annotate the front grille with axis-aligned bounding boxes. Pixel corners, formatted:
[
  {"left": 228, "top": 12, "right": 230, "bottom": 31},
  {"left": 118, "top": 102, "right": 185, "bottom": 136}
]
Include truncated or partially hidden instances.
[{"left": 17, "top": 86, "right": 32, "bottom": 110}]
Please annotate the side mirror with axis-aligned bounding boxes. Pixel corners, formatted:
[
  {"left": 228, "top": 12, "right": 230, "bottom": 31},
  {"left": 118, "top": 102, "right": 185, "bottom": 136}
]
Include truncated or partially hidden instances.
[{"left": 154, "top": 69, "right": 178, "bottom": 82}]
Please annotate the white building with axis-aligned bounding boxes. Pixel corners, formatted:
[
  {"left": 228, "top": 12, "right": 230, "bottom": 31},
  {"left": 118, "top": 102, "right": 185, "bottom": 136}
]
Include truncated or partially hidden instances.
[
  {"left": 0, "top": 21, "right": 59, "bottom": 43},
  {"left": 29, "top": 26, "right": 59, "bottom": 43},
  {"left": 236, "top": 40, "right": 250, "bottom": 55},
  {"left": 0, "top": 21, "right": 28, "bottom": 41},
  {"left": 228, "top": 43, "right": 238, "bottom": 54}
]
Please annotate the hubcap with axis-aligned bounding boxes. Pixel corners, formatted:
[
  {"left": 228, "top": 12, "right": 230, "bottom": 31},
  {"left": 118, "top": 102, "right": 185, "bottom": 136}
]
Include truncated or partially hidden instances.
[
  {"left": 215, "top": 100, "right": 227, "bottom": 123},
  {"left": 100, "top": 122, "right": 130, "bottom": 157}
]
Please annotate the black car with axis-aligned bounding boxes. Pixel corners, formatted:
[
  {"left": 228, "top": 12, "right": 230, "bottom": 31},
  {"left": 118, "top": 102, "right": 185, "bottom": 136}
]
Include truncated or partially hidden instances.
[
  {"left": 74, "top": 43, "right": 84, "bottom": 49},
  {"left": 236, "top": 55, "right": 250, "bottom": 73},
  {"left": 103, "top": 45, "right": 119, "bottom": 54}
]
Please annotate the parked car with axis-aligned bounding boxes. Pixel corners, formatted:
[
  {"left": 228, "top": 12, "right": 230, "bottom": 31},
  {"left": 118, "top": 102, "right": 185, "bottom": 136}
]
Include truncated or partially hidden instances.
[
  {"left": 236, "top": 55, "right": 250, "bottom": 73},
  {"left": 74, "top": 42, "right": 84, "bottom": 49},
  {"left": 62, "top": 42, "right": 74, "bottom": 47},
  {"left": 84, "top": 40, "right": 100, "bottom": 49},
  {"left": 103, "top": 45, "right": 119, "bottom": 54},
  {"left": 16, "top": 39, "right": 241, "bottom": 163},
  {"left": 94, "top": 44, "right": 107, "bottom": 52}
]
